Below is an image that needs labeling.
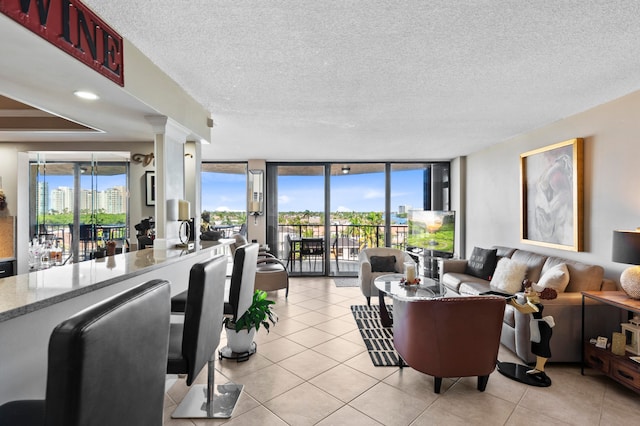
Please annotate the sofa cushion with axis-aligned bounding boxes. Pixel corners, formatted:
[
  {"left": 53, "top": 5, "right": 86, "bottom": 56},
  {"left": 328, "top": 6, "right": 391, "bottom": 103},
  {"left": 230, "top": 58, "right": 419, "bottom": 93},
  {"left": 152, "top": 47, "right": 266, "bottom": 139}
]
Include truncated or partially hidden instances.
[
  {"left": 509, "top": 250, "right": 548, "bottom": 283},
  {"left": 465, "top": 247, "right": 498, "bottom": 280},
  {"left": 542, "top": 256, "right": 604, "bottom": 292},
  {"left": 534, "top": 263, "right": 570, "bottom": 293},
  {"left": 490, "top": 258, "right": 527, "bottom": 294},
  {"left": 458, "top": 281, "right": 492, "bottom": 295},
  {"left": 493, "top": 246, "right": 516, "bottom": 259},
  {"left": 503, "top": 304, "right": 516, "bottom": 328},
  {"left": 441, "top": 273, "right": 489, "bottom": 293},
  {"left": 369, "top": 255, "right": 396, "bottom": 273}
]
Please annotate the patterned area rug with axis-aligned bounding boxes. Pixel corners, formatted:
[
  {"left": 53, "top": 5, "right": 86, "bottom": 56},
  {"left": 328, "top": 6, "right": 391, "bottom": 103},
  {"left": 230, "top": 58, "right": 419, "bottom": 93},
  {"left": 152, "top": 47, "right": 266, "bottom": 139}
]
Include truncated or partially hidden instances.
[
  {"left": 351, "top": 305, "right": 401, "bottom": 366},
  {"left": 333, "top": 277, "right": 359, "bottom": 287}
]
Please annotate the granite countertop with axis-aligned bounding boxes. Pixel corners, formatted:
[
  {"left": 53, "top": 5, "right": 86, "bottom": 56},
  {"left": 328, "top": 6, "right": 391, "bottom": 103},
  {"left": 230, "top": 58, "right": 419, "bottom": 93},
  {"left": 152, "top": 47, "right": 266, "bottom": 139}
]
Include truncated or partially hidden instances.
[{"left": 0, "top": 239, "right": 233, "bottom": 322}]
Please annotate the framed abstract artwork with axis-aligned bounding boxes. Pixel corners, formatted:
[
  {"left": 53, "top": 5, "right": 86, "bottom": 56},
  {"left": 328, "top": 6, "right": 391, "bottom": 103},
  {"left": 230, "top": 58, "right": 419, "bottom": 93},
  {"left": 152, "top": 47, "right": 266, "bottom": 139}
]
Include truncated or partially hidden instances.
[
  {"left": 520, "top": 138, "right": 583, "bottom": 251},
  {"left": 145, "top": 171, "right": 156, "bottom": 206}
]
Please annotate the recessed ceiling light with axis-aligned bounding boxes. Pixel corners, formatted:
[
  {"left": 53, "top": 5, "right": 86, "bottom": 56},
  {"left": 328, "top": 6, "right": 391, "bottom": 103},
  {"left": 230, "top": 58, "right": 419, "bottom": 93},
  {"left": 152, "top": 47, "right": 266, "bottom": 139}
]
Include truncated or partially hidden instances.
[{"left": 74, "top": 91, "right": 99, "bottom": 100}]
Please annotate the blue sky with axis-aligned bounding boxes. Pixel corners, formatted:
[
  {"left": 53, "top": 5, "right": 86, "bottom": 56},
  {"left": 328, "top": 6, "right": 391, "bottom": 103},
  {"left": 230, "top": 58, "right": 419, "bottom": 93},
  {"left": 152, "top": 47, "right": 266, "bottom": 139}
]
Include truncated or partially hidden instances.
[
  {"left": 42, "top": 169, "right": 425, "bottom": 213},
  {"left": 39, "top": 175, "right": 126, "bottom": 191},
  {"left": 203, "top": 169, "right": 424, "bottom": 212}
]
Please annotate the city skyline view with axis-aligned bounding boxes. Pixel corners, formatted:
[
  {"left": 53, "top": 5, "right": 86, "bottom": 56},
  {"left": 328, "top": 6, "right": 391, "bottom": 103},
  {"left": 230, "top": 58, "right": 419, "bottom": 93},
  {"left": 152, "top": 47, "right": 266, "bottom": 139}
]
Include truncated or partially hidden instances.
[{"left": 36, "top": 174, "right": 128, "bottom": 214}]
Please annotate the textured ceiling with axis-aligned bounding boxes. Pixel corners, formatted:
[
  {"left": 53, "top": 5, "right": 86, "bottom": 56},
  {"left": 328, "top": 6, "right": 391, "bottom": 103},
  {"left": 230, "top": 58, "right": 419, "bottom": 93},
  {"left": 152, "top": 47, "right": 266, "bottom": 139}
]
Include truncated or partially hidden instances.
[{"left": 75, "top": 2, "right": 640, "bottom": 160}]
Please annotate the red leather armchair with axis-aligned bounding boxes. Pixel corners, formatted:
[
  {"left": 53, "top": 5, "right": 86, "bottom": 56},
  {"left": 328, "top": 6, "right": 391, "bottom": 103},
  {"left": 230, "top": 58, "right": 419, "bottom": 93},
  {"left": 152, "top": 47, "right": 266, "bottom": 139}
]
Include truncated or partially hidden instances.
[{"left": 393, "top": 296, "right": 506, "bottom": 393}]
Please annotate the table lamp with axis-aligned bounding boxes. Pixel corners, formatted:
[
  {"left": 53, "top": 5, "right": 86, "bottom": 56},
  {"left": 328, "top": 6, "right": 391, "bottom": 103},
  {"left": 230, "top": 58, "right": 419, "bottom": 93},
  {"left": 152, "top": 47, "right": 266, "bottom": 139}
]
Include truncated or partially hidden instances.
[
  {"left": 168, "top": 199, "right": 192, "bottom": 248},
  {"left": 612, "top": 229, "right": 640, "bottom": 299}
]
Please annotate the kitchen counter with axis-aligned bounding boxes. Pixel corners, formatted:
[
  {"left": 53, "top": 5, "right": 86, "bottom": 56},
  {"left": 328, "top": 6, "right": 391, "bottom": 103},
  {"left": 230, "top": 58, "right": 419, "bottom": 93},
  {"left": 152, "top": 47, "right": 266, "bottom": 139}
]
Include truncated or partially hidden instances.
[
  {"left": 0, "top": 239, "right": 233, "bottom": 322},
  {"left": 0, "top": 238, "right": 234, "bottom": 403}
]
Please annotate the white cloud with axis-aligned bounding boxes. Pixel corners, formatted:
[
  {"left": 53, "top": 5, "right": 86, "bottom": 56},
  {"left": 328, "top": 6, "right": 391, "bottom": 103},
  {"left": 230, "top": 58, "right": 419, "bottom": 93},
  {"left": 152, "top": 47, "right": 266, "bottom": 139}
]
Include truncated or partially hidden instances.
[
  {"left": 279, "top": 195, "right": 290, "bottom": 204},
  {"left": 391, "top": 190, "right": 411, "bottom": 198},
  {"left": 364, "top": 189, "right": 385, "bottom": 199},
  {"left": 336, "top": 206, "right": 353, "bottom": 212}
]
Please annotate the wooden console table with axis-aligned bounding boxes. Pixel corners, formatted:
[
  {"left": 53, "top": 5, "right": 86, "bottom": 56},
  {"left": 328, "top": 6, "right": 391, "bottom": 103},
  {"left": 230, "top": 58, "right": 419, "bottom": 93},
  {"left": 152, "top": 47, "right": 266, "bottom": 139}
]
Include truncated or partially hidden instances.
[{"left": 581, "top": 291, "right": 640, "bottom": 393}]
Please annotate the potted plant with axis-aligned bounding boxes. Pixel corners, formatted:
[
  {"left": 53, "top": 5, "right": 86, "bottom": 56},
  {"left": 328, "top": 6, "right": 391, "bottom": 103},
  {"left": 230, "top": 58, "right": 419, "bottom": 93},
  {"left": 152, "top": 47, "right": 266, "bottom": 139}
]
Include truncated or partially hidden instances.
[{"left": 223, "top": 289, "right": 278, "bottom": 353}]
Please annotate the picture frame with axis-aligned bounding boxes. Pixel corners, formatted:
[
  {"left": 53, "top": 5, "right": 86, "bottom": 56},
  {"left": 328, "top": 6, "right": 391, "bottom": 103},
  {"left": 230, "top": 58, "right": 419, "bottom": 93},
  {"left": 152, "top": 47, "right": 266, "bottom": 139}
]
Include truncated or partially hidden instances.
[
  {"left": 145, "top": 171, "right": 156, "bottom": 206},
  {"left": 520, "top": 138, "right": 583, "bottom": 251}
]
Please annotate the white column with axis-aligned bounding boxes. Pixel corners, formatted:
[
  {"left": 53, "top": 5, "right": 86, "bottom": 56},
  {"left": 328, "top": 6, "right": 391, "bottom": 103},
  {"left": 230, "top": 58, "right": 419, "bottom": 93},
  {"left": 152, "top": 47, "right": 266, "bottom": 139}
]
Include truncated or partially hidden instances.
[{"left": 146, "top": 116, "right": 190, "bottom": 247}]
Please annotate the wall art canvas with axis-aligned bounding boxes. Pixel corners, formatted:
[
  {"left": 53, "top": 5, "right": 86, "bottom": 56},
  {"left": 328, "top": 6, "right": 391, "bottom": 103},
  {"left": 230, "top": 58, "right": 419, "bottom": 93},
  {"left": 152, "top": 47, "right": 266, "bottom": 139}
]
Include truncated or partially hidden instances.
[{"left": 520, "top": 138, "right": 583, "bottom": 251}]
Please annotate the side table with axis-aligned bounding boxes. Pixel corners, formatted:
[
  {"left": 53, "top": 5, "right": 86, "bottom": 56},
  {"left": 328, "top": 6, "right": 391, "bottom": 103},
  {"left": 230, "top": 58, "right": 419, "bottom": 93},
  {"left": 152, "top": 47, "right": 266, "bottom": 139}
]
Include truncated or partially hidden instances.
[{"left": 581, "top": 291, "right": 640, "bottom": 393}]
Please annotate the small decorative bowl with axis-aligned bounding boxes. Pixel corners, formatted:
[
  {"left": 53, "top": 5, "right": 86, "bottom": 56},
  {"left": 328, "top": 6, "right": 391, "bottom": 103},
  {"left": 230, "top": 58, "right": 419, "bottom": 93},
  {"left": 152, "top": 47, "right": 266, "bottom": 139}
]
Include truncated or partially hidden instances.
[{"left": 400, "top": 277, "right": 421, "bottom": 286}]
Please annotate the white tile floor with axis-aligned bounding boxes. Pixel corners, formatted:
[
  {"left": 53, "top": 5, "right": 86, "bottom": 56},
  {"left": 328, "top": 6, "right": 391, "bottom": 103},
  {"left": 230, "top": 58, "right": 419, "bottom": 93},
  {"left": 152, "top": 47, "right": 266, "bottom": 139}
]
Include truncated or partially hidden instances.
[{"left": 163, "top": 277, "right": 640, "bottom": 425}]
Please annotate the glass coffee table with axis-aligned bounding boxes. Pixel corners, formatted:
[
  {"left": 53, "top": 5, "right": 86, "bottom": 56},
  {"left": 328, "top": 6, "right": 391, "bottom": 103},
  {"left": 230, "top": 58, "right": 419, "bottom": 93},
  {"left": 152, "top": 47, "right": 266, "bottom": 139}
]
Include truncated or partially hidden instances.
[{"left": 373, "top": 273, "right": 447, "bottom": 327}]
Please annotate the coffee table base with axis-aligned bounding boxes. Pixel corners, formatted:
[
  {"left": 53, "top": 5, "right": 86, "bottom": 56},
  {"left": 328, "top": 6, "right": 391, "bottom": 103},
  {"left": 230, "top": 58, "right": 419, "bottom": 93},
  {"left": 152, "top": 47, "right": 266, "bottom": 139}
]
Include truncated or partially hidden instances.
[{"left": 378, "top": 292, "right": 393, "bottom": 327}]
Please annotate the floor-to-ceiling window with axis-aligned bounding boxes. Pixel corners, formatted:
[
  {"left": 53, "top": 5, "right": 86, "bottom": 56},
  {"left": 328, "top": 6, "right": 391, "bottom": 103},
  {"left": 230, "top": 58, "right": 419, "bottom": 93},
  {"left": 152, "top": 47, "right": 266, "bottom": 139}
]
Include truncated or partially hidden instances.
[
  {"left": 201, "top": 163, "right": 247, "bottom": 236},
  {"left": 266, "top": 162, "right": 450, "bottom": 277},
  {"left": 29, "top": 153, "right": 129, "bottom": 268},
  {"left": 329, "top": 164, "right": 386, "bottom": 275},
  {"left": 273, "top": 164, "right": 326, "bottom": 275}
]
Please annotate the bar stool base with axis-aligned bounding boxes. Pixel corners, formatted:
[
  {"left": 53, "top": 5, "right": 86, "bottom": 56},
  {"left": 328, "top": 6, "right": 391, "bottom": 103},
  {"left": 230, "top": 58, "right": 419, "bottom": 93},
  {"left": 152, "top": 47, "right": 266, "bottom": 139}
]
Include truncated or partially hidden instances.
[{"left": 171, "top": 383, "right": 243, "bottom": 419}]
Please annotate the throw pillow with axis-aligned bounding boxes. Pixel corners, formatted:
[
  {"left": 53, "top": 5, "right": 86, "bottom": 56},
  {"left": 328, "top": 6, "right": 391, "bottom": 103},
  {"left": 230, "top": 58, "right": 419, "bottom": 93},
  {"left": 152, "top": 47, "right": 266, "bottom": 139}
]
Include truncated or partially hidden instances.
[
  {"left": 465, "top": 247, "right": 498, "bottom": 280},
  {"left": 490, "top": 258, "right": 527, "bottom": 294},
  {"left": 369, "top": 255, "right": 396, "bottom": 272},
  {"left": 534, "top": 263, "right": 570, "bottom": 293}
]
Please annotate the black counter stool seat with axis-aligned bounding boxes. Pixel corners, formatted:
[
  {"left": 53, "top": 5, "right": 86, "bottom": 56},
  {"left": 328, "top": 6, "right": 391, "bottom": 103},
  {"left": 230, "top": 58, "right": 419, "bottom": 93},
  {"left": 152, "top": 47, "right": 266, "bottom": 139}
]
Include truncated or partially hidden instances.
[
  {"left": 171, "top": 243, "right": 259, "bottom": 318},
  {"left": 167, "top": 253, "right": 246, "bottom": 419},
  {"left": 217, "top": 243, "right": 259, "bottom": 360},
  {"left": 0, "top": 279, "right": 171, "bottom": 426}
]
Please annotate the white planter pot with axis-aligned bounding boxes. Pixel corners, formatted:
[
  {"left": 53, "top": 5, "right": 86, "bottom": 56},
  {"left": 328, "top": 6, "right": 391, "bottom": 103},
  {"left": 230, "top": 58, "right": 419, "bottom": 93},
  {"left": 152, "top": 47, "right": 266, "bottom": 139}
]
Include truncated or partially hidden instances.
[{"left": 225, "top": 326, "right": 256, "bottom": 353}]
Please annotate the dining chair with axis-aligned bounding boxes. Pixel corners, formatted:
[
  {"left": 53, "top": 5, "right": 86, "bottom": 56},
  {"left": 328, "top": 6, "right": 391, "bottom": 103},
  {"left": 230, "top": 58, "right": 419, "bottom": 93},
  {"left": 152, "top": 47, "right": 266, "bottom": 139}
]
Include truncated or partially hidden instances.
[
  {"left": 285, "top": 233, "right": 301, "bottom": 272},
  {"left": 300, "top": 237, "right": 324, "bottom": 272}
]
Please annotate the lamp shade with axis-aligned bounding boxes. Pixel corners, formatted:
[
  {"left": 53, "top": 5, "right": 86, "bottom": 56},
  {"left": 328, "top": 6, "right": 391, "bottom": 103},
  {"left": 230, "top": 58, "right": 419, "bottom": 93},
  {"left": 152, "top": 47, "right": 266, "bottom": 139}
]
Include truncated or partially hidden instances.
[
  {"left": 178, "top": 200, "right": 190, "bottom": 221},
  {"left": 612, "top": 230, "right": 640, "bottom": 265},
  {"left": 167, "top": 199, "right": 179, "bottom": 221}
]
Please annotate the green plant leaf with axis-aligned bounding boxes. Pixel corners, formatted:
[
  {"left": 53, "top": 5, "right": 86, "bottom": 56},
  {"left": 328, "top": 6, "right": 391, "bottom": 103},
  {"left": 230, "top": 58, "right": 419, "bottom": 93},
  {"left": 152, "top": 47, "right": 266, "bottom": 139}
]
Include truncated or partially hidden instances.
[{"left": 223, "top": 289, "right": 278, "bottom": 333}]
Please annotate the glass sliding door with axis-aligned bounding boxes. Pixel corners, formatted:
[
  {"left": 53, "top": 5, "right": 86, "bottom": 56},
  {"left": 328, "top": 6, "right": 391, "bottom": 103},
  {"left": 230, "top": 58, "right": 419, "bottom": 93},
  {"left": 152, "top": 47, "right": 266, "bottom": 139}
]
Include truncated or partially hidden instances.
[
  {"left": 329, "top": 163, "right": 385, "bottom": 276},
  {"left": 29, "top": 153, "right": 129, "bottom": 268},
  {"left": 389, "top": 163, "right": 431, "bottom": 252},
  {"left": 275, "top": 164, "right": 326, "bottom": 275},
  {"left": 266, "top": 161, "right": 450, "bottom": 277},
  {"left": 201, "top": 163, "right": 248, "bottom": 237}
]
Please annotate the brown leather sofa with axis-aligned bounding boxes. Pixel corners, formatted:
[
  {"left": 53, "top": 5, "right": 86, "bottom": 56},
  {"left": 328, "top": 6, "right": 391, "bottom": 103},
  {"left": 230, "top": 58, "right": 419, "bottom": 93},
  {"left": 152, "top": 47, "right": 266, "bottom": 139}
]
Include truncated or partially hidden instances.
[
  {"left": 441, "top": 246, "right": 621, "bottom": 363},
  {"left": 393, "top": 296, "right": 506, "bottom": 393}
]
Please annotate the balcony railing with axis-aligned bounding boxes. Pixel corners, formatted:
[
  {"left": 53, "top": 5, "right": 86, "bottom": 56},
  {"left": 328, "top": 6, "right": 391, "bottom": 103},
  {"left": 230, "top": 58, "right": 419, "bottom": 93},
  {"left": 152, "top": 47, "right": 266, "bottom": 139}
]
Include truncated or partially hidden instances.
[
  {"left": 33, "top": 223, "right": 128, "bottom": 265},
  {"left": 276, "top": 223, "right": 408, "bottom": 264}
]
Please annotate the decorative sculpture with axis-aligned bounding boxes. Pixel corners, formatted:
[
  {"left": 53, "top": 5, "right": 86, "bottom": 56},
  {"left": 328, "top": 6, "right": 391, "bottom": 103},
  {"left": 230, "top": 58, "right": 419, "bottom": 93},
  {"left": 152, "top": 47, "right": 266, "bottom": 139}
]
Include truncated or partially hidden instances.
[
  {"left": 497, "top": 279, "right": 557, "bottom": 387},
  {"left": 132, "top": 152, "right": 155, "bottom": 167}
]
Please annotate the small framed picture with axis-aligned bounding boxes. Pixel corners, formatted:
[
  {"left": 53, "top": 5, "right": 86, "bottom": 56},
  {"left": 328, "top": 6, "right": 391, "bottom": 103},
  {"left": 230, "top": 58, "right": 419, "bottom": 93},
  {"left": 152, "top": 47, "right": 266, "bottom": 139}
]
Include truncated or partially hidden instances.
[
  {"left": 595, "top": 336, "right": 608, "bottom": 349},
  {"left": 145, "top": 171, "right": 155, "bottom": 206}
]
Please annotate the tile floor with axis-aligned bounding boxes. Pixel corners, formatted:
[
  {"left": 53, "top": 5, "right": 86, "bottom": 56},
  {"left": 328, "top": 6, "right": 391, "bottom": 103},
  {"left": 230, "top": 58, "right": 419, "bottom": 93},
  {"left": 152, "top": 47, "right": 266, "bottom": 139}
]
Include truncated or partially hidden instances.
[{"left": 163, "top": 277, "right": 640, "bottom": 425}]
